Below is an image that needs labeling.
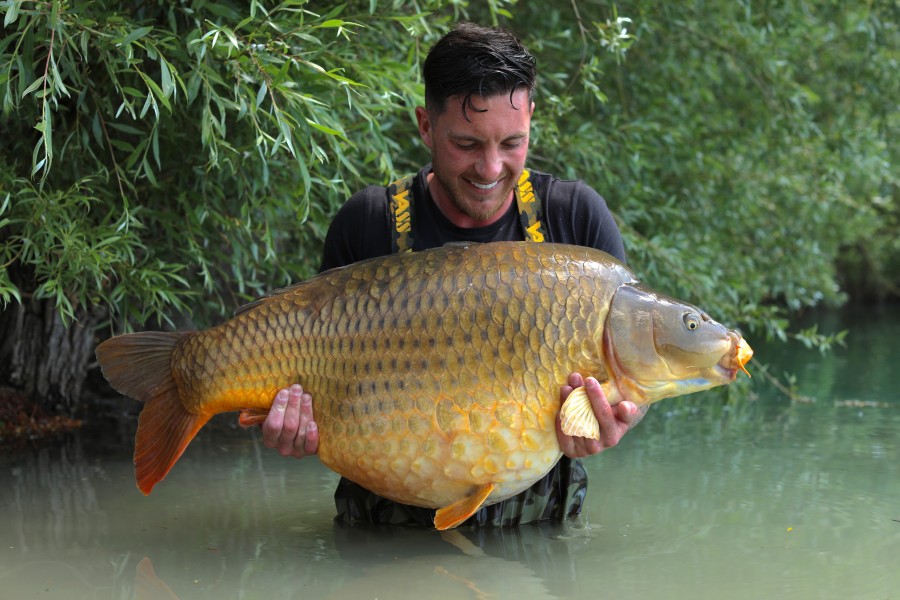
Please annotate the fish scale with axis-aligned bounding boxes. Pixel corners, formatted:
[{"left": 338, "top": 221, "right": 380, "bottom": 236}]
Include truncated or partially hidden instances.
[{"left": 96, "top": 241, "right": 752, "bottom": 530}]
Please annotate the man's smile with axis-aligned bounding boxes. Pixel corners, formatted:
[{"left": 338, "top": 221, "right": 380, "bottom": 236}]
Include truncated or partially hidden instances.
[{"left": 467, "top": 178, "right": 502, "bottom": 191}]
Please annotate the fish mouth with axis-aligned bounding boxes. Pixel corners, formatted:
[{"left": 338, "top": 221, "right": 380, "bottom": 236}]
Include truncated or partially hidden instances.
[{"left": 715, "top": 336, "right": 754, "bottom": 381}]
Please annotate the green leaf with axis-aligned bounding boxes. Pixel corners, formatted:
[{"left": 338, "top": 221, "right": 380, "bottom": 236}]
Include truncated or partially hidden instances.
[
  {"left": 160, "top": 58, "right": 174, "bottom": 99},
  {"left": 316, "top": 20, "right": 348, "bottom": 29},
  {"left": 280, "top": 120, "right": 296, "bottom": 156},
  {"left": 142, "top": 157, "right": 158, "bottom": 186},
  {"left": 138, "top": 71, "right": 172, "bottom": 112},
  {"left": 0, "top": 284, "right": 22, "bottom": 308},
  {"left": 120, "top": 26, "right": 154, "bottom": 47},
  {"left": 94, "top": 236, "right": 122, "bottom": 250},
  {"left": 255, "top": 81, "right": 267, "bottom": 109},
  {"left": 318, "top": 4, "right": 347, "bottom": 22},
  {"left": 121, "top": 86, "right": 146, "bottom": 98},
  {"left": 107, "top": 123, "right": 144, "bottom": 135},
  {"left": 3, "top": 1, "right": 22, "bottom": 28},
  {"left": 21, "top": 76, "right": 45, "bottom": 99},
  {"left": 222, "top": 27, "right": 240, "bottom": 51},
  {"left": 305, "top": 119, "right": 343, "bottom": 136},
  {"left": 151, "top": 126, "right": 160, "bottom": 167},
  {"left": 139, "top": 93, "right": 155, "bottom": 119}
]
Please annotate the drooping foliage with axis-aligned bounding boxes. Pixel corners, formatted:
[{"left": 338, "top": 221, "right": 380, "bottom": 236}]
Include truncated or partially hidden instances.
[
  {"left": 1, "top": 0, "right": 896, "bottom": 346},
  {"left": 522, "top": 1, "right": 898, "bottom": 344}
]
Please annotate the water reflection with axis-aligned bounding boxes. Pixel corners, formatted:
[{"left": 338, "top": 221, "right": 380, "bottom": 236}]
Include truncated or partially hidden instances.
[
  {"left": 130, "top": 523, "right": 579, "bottom": 600},
  {"left": 1, "top": 306, "right": 899, "bottom": 599}
]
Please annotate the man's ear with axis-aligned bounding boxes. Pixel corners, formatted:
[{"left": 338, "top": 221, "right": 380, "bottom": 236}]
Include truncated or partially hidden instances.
[{"left": 415, "top": 106, "right": 434, "bottom": 149}]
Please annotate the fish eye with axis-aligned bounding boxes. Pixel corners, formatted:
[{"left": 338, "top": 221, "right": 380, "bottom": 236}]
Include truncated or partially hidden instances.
[{"left": 683, "top": 313, "right": 700, "bottom": 331}]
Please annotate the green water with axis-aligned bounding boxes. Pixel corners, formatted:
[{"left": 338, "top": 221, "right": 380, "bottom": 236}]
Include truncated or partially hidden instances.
[{"left": 2, "top": 306, "right": 898, "bottom": 599}]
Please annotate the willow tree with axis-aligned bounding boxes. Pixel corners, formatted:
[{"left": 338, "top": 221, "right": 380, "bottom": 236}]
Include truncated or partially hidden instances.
[
  {"left": 0, "top": 0, "right": 461, "bottom": 410},
  {"left": 1, "top": 0, "right": 896, "bottom": 414}
]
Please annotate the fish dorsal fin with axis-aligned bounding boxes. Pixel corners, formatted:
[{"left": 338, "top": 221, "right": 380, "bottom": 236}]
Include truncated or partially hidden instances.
[
  {"left": 233, "top": 278, "right": 320, "bottom": 317},
  {"left": 232, "top": 253, "right": 393, "bottom": 318},
  {"left": 434, "top": 483, "right": 495, "bottom": 530}
]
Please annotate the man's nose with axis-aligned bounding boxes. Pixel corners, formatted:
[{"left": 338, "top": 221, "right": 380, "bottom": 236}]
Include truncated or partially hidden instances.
[{"left": 475, "top": 147, "right": 503, "bottom": 181}]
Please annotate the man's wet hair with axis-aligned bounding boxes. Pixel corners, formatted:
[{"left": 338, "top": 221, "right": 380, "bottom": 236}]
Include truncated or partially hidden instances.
[{"left": 423, "top": 22, "right": 537, "bottom": 120}]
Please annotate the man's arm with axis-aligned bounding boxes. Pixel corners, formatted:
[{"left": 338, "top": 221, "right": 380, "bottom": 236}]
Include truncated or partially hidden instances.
[{"left": 319, "top": 186, "right": 393, "bottom": 272}]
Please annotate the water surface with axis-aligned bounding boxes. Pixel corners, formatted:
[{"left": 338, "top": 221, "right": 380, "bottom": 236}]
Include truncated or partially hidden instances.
[{"left": 2, "top": 306, "right": 898, "bottom": 599}]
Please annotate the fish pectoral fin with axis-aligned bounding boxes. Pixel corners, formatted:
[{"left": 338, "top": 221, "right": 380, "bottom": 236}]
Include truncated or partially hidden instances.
[
  {"left": 559, "top": 386, "right": 601, "bottom": 440},
  {"left": 238, "top": 408, "right": 269, "bottom": 428},
  {"left": 434, "top": 483, "right": 495, "bottom": 531}
]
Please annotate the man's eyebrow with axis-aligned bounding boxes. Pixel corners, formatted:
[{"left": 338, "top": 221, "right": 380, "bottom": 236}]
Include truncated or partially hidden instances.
[
  {"left": 448, "top": 132, "right": 480, "bottom": 142},
  {"left": 447, "top": 132, "right": 528, "bottom": 142}
]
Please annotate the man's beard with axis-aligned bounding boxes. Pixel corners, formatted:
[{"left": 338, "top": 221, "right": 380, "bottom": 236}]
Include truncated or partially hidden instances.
[{"left": 431, "top": 162, "right": 522, "bottom": 223}]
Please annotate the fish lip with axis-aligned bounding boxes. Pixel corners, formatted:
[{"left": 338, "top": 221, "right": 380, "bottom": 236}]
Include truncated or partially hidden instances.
[
  {"left": 713, "top": 361, "right": 740, "bottom": 382},
  {"left": 713, "top": 334, "right": 750, "bottom": 382}
]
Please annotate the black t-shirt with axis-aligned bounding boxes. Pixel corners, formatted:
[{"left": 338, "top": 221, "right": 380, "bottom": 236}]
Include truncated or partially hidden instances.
[
  {"left": 320, "top": 164, "right": 625, "bottom": 271},
  {"left": 320, "top": 164, "right": 626, "bottom": 527}
]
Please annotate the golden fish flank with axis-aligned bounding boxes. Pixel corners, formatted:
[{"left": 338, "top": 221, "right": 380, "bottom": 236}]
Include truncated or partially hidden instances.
[{"left": 95, "top": 241, "right": 753, "bottom": 530}]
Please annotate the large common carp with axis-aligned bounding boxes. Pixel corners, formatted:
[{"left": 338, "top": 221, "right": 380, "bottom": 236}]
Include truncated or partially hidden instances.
[{"left": 96, "top": 241, "right": 752, "bottom": 530}]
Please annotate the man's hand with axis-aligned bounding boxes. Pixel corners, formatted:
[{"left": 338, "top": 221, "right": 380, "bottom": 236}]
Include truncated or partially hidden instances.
[
  {"left": 555, "top": 373, "right": 644, "bottom": 458},
  {"left": 262, "top": 384, "right": 319, "bottom": 458}
]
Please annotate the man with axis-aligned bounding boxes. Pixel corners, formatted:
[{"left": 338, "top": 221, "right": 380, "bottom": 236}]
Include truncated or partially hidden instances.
[{"left": 261, "top": 22, "right": 645, "bottom": 527}]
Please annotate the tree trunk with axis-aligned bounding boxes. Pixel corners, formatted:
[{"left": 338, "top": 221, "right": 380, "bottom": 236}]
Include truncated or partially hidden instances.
[{"left": 0, "top": 297, "right": 104, "bottom": 415}]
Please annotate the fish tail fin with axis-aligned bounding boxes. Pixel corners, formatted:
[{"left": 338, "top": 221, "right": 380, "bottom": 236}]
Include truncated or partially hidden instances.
[
  {"left": 434, "top": 483, "right": 495, "bottom": 530},
  {"left": 96, "top": 331, "right": 210, "bottom": 495},
  {"left": 135, "top": 557, "right": 180, "bottom": 600}
]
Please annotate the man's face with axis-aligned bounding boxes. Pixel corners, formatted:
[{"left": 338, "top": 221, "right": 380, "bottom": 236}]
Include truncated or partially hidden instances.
[{"left": 416, "top": 89, "right": 534, "bottom": 227}]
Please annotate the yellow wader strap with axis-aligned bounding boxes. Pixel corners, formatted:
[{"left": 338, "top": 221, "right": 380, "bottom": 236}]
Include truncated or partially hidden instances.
[
  {"left": 389, "top": 175, "right": 416, "bottom": 253},
  {"left": 514, "top": 168, "right": 547, "bottom": 243},
  {"left": 389, "top": 168, "right": 547, "bottom": 253}
]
